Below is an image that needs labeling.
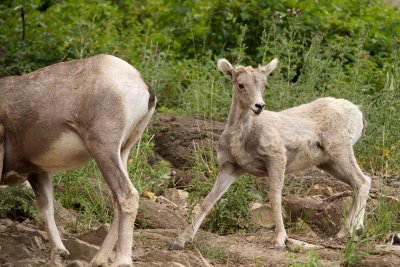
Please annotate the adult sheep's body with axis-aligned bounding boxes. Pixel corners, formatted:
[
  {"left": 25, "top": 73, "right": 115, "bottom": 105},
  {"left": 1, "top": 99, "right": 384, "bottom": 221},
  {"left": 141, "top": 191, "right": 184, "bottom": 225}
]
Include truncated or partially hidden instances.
[{"left": 0, "top": 54, "right": 156, "bottom": 266}]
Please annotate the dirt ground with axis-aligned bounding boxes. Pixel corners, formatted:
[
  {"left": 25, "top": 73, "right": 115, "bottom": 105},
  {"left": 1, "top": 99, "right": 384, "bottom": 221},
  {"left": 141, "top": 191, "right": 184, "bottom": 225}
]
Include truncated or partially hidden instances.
[
  {"left": 1, "top": 168, "right": 399, "bottom": 267},
  {"left": 1, "top": 114, "right": 400, "bottom": 266}
]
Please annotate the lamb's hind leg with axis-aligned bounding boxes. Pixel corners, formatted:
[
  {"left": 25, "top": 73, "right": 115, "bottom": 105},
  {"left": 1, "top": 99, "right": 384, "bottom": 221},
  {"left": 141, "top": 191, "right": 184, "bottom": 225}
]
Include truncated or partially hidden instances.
[
  {"left": 29, "top": 173, "right": 69, "bottom": 266},
  {"left": 318, "top": 150, "right": 371, "bottom": 238},
  {"left": 170, "top": 163, "right": 242, "bottom": 250}
]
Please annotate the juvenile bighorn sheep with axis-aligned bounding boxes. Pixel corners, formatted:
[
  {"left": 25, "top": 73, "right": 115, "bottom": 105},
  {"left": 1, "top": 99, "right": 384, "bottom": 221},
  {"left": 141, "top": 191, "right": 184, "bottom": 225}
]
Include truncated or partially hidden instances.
[
  {"left": 0, "top": 54, "right": 156, "bottom": 266},
  {"left": 170, "top": 58, "right": 371, "bottom": 250}
]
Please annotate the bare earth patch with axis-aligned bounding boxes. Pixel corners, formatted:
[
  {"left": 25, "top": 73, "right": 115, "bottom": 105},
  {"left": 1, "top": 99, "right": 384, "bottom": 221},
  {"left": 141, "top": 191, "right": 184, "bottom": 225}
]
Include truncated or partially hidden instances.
[{"left": 1, "top": 114, "right": 399, "bottom": 266}]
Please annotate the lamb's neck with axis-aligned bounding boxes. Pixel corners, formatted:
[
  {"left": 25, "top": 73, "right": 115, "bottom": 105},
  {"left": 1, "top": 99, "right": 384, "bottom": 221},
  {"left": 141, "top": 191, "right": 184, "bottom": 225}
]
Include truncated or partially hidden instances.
[
  {"left": 225, "top": 92, "right": 254, "bottom": 148},
  {"left": 226, "top": 91, "right": 252, "bottom": 127}
]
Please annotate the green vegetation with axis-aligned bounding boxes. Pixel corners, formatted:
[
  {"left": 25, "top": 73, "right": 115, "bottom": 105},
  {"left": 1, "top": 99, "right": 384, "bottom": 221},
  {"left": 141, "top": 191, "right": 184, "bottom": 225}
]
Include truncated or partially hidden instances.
[
  {"left": 287, "top": 250, "right": 320, "bottom": 267},
  {"left": 1, "top": 0, "right": 400, "bottom": 264},
  {"left": 0, "top": 185, "right": 37, "bottom": 221}
]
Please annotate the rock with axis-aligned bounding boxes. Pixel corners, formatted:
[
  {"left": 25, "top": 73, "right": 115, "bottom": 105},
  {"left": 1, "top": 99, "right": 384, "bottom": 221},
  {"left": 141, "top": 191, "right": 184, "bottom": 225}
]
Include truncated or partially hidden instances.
[
  {"left": 356, "top": 253, "right": 400, "bottom": 267},
  {"left": 0, "top": 218, "right": 14, "bottom": 232},
  {"left": 309, "top": 184, "right": 334, "bottom": 197},
  {"left": 376, "top": 244, "right": 400, "bottom": 257},
  {"left": 340, "top": 196, "right": 353, "bottom": 217},
  {"left": 136, "top": 198, "right": 187, "bottom": 229},
  {"left": 54, "top": 201, "right": 78, "bottom": 230},
  {"left": 66, "top": 260, "right": 88, "bottom": 267},
  {"left": 249, "top": 202, "right": 278, "bottom": 229},
  {"left": 78, "top": 224, "right": 110, "bottom": 246},
  {"left": 150, "top": 114, "right": 225, "bottom": 168},
  {"left": 164, "top": 189, "right": 189, "bottom": 208},
  {"left": 33, "top": 236, "right": 47, "bottom": 250},
  {"left": 286, "top": 237, "right": 324, "bottom": 251},
  {"left": 283, "top": 195, "right": 342, "bottom": 236},
  {"left": 16, "top": 223, "right": 38, "bottom": 233},
  {"left": 169, "top": 169, "right": 204, "bottom": 188},
  {"left": 63, "top": 238, "right": 99, "bottom": 261},
  {"left": 0, "top": 242, "right": 31, "bottom": 260}
]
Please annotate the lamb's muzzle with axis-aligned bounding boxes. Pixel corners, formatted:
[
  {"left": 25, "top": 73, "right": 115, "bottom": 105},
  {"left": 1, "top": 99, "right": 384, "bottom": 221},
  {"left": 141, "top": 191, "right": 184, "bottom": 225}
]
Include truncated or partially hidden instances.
[{"left": 253, "top": 103, "right": 265, "bottom": 114}]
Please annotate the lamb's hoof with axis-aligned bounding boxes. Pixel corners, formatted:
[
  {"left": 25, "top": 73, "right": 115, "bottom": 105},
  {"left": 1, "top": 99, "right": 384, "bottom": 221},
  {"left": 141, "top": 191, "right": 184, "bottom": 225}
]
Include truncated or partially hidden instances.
[
  {"left": 169, "top": 241, "right": 185, "bottom": 250},
  {"left": 58, "top": 248, "right": 70, "bottom": 258},
  {"left": 273, "top": 242, "right": 286, "bottom": 250},
  {"left": 90, "top": 260, "right": 108, "bottom": 267},
  {"left": 355, "top": 228, "right": 364, "bottom": 236}
]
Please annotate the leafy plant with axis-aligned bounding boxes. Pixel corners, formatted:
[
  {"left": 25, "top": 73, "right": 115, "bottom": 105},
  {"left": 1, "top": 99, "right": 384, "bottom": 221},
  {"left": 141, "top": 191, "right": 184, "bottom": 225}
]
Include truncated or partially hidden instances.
[{"left": 0, "top": 185, "right": 37, "bottom": 221}]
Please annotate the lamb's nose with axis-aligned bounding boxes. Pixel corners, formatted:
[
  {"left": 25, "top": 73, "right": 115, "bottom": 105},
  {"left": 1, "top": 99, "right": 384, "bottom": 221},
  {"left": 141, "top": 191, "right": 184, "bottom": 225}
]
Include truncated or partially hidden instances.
[
  {"left": 255, "top": 103, "right": 265, "bottom": 110},
  {"left": 253, "top": 103, "right": 265, "bottom": 115}
]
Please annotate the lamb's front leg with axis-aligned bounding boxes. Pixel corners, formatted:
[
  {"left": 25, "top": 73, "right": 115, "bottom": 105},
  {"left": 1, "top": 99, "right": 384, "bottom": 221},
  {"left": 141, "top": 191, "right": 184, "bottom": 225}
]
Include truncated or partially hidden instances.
[
  {"left": 169, "top": 163, "right": 243, "bottom": 250},
  {"left": 267, "top": 160, "right": 287, "bottom": 248}
]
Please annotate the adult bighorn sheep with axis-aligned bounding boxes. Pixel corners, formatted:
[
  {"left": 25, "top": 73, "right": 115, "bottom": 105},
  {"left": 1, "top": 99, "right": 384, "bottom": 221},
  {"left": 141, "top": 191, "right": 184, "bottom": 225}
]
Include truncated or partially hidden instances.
[
  {"left": 170, "top": 58, "right": 371, "bottom": 250},
  {"left": 0, "top": 54, "right": 156, "bottom": 266}
]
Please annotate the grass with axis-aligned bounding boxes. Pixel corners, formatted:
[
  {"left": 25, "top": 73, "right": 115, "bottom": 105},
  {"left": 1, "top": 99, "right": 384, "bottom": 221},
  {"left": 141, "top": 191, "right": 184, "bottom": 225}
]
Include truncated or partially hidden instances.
[
  {"left": 1, "top": 6, "right": 399, "bottom": 265},
  {"left": 286, "top": 250, "right": 320, "bottom": 267}
]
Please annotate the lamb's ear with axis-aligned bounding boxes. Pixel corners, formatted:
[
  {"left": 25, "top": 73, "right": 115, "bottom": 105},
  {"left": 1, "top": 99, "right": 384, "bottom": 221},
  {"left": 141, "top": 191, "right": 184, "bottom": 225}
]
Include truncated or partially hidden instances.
[
  {"left": 217, "top": 58, "right": 235, "bottom": 80},
  {"left": 260, "top": 58, "right": 278, "bottom": 76}
]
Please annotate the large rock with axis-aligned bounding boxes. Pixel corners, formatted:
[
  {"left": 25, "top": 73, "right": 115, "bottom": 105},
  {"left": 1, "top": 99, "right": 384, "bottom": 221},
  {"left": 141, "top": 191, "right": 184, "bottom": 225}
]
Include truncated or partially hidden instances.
[
  {"left": 78, "top": 224, "right": 110, "bottom": 246},
  {"left": 136, "top": 198, "right": 187, "bottom": 229},
  {"left": 63, "top": 238, "right": 99, "bottom": 261},
  {"left": 163, "top": 188, "right": 189, "bottom": 208},
  {"left": 150, "top": 114, "right": 225, "bottom": 168},
  {"left": 283, "top": 195, "right": 342, "bottom": 236},
  {"left": 249, "top": 202, "right": 279, "bottom": 229}
]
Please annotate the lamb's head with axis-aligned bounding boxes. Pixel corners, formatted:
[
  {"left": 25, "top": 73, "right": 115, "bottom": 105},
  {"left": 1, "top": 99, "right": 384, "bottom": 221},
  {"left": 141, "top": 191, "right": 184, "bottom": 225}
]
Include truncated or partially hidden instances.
[{"left": 217, "top": 58, "right": 278, "bottom": 115}]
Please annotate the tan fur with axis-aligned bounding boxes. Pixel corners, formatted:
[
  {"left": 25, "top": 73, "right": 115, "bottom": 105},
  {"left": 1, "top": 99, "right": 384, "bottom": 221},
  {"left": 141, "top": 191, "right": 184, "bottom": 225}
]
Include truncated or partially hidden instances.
[
  {"left": 0, "top": 54, "right": 156, "bottom": 266},
  {"left": 170, "top": 58, "right": 371, "bottom": 250}
]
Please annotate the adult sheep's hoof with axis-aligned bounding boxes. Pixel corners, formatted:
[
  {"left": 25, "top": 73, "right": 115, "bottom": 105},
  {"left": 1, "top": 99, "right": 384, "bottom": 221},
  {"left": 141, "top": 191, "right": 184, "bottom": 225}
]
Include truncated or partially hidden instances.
[{"left": 169, "top": 241, "right": 185, "bottom": 250}]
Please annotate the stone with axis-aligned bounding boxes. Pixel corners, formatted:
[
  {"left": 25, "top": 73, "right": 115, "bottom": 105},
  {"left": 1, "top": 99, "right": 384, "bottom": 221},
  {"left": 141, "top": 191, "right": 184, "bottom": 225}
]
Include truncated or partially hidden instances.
[
  {"left": 340, "top": 196, "right": 353, "bottom": 217},
  {"left": 63, "top": 238, "right": 99, "bottom": 261},
  {"left": 33, "top": 236, "right": 47, "bottom": 250},
  {"left": 309, "top": 184, "right": 334, "bottom": 197},
  {"left": 136, "top": 198, "right": 187, "bottom": 229},
  {"left": 66, "top": 260, "right": 88, "bottom": 267},
  {"left": 283, "top": 195, "right": 342, "bottom": 236},
  {"left": 164, "top": 188, "right": 189, "bottom": 208},
  {"left": 249, "top": 202, "right": 277, "bottom": 229},
  {"left": 150, "top": 114, "right": 225, "bottom": 168},
  {"left": 78, "top": 224, "right": 110, "bottom": 246},
  {"left": 16, "top": 223, "right": 37, "bottom": 233}
]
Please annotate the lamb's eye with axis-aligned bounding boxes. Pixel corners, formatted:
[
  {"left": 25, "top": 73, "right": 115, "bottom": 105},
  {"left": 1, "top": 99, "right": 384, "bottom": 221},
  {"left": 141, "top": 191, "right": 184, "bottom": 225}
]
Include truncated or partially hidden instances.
[{"left": 238, "top": 83, "right": 245, "bottom": 89}]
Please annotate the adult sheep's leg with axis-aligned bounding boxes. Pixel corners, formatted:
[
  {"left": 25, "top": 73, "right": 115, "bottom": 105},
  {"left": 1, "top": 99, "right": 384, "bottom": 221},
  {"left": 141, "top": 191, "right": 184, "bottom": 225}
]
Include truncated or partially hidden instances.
[
  {"left": 29, "top": 173, "right": 69, "bottom": 266},
  {"left": 267, "top": 160, "right": 287, "bottom": 248},
  {"left": 90, "top": 201, "right": 119, "bottom": 266},
  {"left": 90, "top": 107, "right": 155, "bottom": 266},
  {"left": 89, "top": 148, "right": 139, "bottom": 267},
  {"left": 169, "top": 163, "right": 243, "bottom": 250},
  {"left": 318, "top": 149, "right": 371, "bottom": 238}
]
